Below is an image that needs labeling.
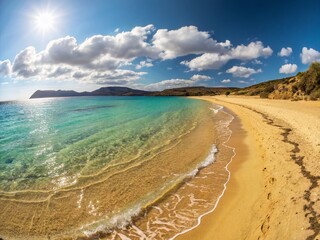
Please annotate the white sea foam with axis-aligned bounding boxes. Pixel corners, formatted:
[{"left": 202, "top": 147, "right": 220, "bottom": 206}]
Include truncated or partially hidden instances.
[
  {"left": 210, "top": 105, "right": 224, "bottom": 114},
  {"left": 82, "top": 202, "right": 143, "bottom": 236},
  {"left": 199, "top": 145, "right": 218, "bottom": 169},
  {"left": 169, "top": 104, "right": 236, "bottom": 240},
  {"left": 80, "top": 143, "right": 220, "bottom": 239},
  {"left": 183, "top": 144, "right": 218, "bottom": 181},
  {"left": 77, "top": 189, "right": 84, "bottom": 209}
]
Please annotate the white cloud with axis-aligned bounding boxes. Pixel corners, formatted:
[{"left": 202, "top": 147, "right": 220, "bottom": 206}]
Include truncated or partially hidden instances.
[
  {"left": 182, "top": 41, "right": 272, "bottom": 71},
  {"left": 145, "top": 79, "right": 195, "bottom": 90},
  {"left": 181, "top": 53, "right": 231, "bottom": 71},
  {"left": 226, "top": 66, "right": 262, "bottom": 78},
  {"left": 230, "top": 41, "right": 273, "bottom": 60},
  {"left": 252, "top": 59, "right": 262, "bottom": 65},
  {"left": 190, "top": 74, "right": 211, "bottom": 81},
  {"left": 42, "top": 24, "right": 159, "bottom": 67},
  {"left": 153, "top": 26, "right": 230, "bottom": 59},
  {"left": 300, "top": 47, "right": 320, "bottom": 64},
  {"left": 238, "top": 80, "right": 249, "bottom": 84},
  {"left": 278, "top": 47, "right": 292, "bottom": 57},
  {"left": 12, "top": 47, "right": 41, "bottom": 78},
  {"left": 221, "top": 79, "right": 231, "bottom": 83},
  {"left": 136, "top": 59, "right": 154, "bottom": 69},
  {"left": 91, "top": 70, "right": 147, "bottom": 85},
  {"left": 48, "top": 66, "right": 73, "bottom": 78},
  {"left": 9, "top": 43, "right": 148, "bottom": 84},
  {"left": 0, "top": 25, "right": 277, "bottom": 88},
  {"left": 0, "top": 60, "right": 12, "bottom": 76},
  {"left": 145, "top": 73, "right": 211, "bottom": 91},
  {"left": 279, "top": 63, "right": 297, "bottom": 74},
  {"left": 4, "top": 25, "right": 158, "bottom": 85}
]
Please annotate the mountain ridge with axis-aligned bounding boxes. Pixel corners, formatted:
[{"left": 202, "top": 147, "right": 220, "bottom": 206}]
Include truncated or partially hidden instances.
[{"left": 30, "top": 87, "right": 152, "bottom": 98}]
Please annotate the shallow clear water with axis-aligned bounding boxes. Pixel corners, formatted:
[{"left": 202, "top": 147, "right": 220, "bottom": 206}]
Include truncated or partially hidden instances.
[
  {"left": 0, "top": 96, "right": 206, "bottom": 192},
  {"left": 0, "top": 96, "right": 231, "bottom": 239}
]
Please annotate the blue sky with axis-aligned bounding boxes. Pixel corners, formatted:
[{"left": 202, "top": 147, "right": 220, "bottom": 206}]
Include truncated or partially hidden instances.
[{"left": 0, "top": 0, "right": 320, "bottom": 100}]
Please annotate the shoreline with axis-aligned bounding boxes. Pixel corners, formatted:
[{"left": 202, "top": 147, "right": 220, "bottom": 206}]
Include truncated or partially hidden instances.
[
  {"left": 170, "top": 103, "right": 237, "bottom": 240},
  {"left": 178, "top": 96, "right": 320, "bottom": 240},
  {"left": 177, "top": 97, "right": 260, "bottom": 240}
]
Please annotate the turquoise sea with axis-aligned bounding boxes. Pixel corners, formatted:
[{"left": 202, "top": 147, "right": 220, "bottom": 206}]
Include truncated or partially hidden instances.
[{"left": 0, "top": 96, "right": 234, "bottom": 239}]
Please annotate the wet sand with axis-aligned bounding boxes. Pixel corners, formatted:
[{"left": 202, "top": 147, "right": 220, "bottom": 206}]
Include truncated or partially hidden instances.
[{"left": 179, "top": 96, "right": 320, "bottom": 240}]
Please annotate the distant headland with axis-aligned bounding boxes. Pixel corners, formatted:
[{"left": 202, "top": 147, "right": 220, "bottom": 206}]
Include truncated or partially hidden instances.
[{"left": 30, "top": 63, "right": 320, "bottom": 100}]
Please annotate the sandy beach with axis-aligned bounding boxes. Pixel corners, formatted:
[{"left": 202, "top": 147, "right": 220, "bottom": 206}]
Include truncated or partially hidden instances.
[{"left": 178, "top": 96, "right": 320, "bottom": 240}]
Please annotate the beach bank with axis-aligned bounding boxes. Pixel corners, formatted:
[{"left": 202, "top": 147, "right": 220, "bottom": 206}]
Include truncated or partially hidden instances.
[{"left": 178, "top": 96, "right": 320, "bottom": 240}]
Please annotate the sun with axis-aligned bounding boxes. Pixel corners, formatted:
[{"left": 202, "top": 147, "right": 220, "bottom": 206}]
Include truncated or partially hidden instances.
[{"left": 33, "top": 10, "right": 57, "bottom": 33}]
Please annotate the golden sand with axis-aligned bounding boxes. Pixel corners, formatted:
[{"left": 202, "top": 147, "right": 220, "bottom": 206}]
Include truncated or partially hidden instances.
[{"left": 178, "top": 96, "right": 320, "bottom": 240}]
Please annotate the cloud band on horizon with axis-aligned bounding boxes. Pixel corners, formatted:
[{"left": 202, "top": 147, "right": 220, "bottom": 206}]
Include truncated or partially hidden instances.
[{"left": 0, "top": 24, "right": 319, "bottom": 90}]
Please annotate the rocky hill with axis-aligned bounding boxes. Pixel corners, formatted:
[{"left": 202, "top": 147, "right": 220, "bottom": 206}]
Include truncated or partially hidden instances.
[
  {"left": 90, "top": 87, "right": 150, "bottom": 96},
  {"left": 151, "top": 86, "right": 238, "bottom": 96},
  {"left": 30, "top": 86, "right": 238, "bottom": 98},
  {"left": 233, "top": 62, "right": 320, "bottom": 100},
  {"left": 30, "top": 87, "right": 152, "bottom": 98},
  {"left": 270, "top": 62, "right": 320, "bottom": 100}
]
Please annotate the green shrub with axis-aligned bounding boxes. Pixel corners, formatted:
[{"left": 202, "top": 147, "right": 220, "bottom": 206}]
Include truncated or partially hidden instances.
[
  {"left": 260, "top": 92, "right": 269, "bottom": 98},
  {"left": 292, "top": 85, "right": 298, "bottom": 93},
  {"left": 309, "top": 95, "right": 318, "bottom": 101},
  {"left": 236, "top": 90, "right": 246, "bottom": 95},
  {"left": 310, "top": 87, "right": 320, "bottom": 100}
]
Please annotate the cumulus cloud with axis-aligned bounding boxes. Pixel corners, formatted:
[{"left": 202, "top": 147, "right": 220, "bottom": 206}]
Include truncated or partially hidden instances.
[
  {"left": 12, "top": 47, "right": 42, "bottom": 78},
  {"left": 3, "top": 24, "right": 230, "bottom": 83},
  {"left": 238, "top": 80, "right": 249, "bottom": 84},
  {"left": 182, "top": 41, "right": 272, "bottom": 71},
  {"left": 48, "top": 66, "right": 73, "bottom": 78},
  {"left": 226, "top": 66, "right": 262, "bottom": 78},
  {"left": 221, "top": 79, "right": 231, "bottom": 83},
  {"left": 278, "top": 47, "right": 292, "bottom": 57},
  {"left": 300, "top": 47, "right": 320, "bottom": 64},
  {"left": 252, "top": 59, "right": 262, "bottom": 65},
  {"left": 153, "top": 26, "right": 231, "bottom": 59},
  {"left": 2, "top": 25, "right": 158, "bottom": 85},
  {"left": 0, "top": 60, "right": 12, "bottom": 76},
  {"left": 136, "top": 59, "right": 154, "bottom": 69},
  {"left": 145, "top": 74, "right": 211, "bottom": 91},
  {"left": 145, "top": 79, "right": 195, "bottom": 90},
  {"left": 41, "top": 25, "right": 158, "bottom": 67},
  {"left": 9, "top": 43, "right": 147, "bottom": 84},
  {"left": 0, "top": 24, "right": 275, "bottom": 86},
  {"left": 229, "top": 41, "right": 273, "bottom": 60},
  {"left": 190, "top": 74, "right": 211, "bottom": 81},
  {"left": 181, "top": 53, "right": 230, "bottom": 71},
  {"left": 91, "top": 69, "right": 145, "bottom": 80},
  {"left": 279, "top": 63, "right": 297, "bottom": 74}
]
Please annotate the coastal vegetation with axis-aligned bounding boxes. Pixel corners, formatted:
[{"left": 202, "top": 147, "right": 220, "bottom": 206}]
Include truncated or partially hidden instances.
[{"left": 233, "top": 62, "right": 320, "bottom": 100}]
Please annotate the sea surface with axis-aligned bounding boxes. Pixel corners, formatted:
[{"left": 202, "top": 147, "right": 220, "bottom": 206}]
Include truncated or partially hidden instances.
[{"left": 0, "top": 96, "right": 234, "bottom": 239}]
